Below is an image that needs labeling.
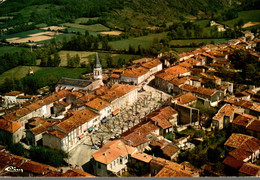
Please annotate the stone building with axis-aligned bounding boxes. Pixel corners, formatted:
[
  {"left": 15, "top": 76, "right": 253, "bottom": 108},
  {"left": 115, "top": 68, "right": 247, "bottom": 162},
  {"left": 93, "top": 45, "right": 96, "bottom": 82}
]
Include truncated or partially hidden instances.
[
  {"left": 0, "top": 119, "right": 22, "bottom": 144},
  {"left": 92, "top": 140, "right": 137, "bottom": 176}
]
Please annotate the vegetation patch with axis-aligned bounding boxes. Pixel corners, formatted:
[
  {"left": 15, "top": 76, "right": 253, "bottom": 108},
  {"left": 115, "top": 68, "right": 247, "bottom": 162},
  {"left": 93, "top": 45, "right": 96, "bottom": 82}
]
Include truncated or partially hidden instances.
[{"left": 62, "top": 23, "right": 110, "bottom": 32}]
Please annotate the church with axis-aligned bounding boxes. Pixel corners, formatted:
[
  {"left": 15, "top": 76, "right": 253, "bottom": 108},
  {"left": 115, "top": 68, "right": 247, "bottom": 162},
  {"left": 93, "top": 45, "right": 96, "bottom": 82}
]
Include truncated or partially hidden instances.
[{"left": 55, "top": 53, "right": 104, "bottom": 91}]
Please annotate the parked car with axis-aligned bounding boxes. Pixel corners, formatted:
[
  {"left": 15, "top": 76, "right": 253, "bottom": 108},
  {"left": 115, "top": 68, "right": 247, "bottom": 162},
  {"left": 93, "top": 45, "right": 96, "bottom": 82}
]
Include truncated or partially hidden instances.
[{"left": 91, "top": 145, "right": 99, "bottom": 150}]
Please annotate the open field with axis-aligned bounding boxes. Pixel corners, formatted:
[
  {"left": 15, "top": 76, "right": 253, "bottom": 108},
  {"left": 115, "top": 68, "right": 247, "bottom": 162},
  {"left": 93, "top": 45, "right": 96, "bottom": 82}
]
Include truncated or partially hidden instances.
[
  {"left": 223, "top": 10, "right": 260, "bottom": 27},
  {"left": 62, "top": 23, "right": 110, "bottom": 32},
  {"left": 100, "top": 31, "right": 122, "bottom": 35},
  {"left": 57, "top": 51, "right": 96, "bottom": 66},
  {"left": 0, "top": 46, "right": 29, "bottom": 56},
  {"left": 0, "top": 66, "right": 41, "bottom": 84},
  {"left": 109, "top": 32, "right": 168, "bottom": 50},
  {"left": 74, "top": 17, "right": 99, "bottom": 24},
  {"left": 242, "top": 21, "right": 260, "bottom": 28},
  {"left": 40, "top": 26, "right": 67, "bottom": 31},
  {"left": 2, "top": 29, "right": 44, "bottom": 39},
  {"left": 7, "top": 35, "right": 55, "bottom": 44}
]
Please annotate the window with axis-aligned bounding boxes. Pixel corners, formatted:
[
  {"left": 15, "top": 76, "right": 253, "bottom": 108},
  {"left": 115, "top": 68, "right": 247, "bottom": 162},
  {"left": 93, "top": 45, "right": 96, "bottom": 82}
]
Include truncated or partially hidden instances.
[
  {"left": 120, "top": 158, "right": 123, "bottom": 164},
  {"left": 98, "top": 163, "right": 101, "bottom": 169}
]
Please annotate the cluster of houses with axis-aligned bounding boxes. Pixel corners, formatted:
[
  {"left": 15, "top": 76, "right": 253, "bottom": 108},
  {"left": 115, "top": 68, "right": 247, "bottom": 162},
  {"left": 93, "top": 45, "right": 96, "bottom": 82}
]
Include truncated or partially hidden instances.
[{"left": 0, "top": 36, "right": 259, "bottom": 177}]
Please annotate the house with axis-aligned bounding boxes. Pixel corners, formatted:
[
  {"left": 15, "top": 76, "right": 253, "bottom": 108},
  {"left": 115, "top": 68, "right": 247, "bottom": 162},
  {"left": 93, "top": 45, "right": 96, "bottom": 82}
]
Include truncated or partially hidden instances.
[
  {"left": 200, "top": 72, "right": 221, "bottom": 85},
  {"left": 0, "top": 119, "right": 22, "bottom": 145},
  {"left": 212, "top": 104, "right": 243, "bottom": 129},
  {"left": 224, "top": 133, "right": 260, "bottom": 166},
  {"left": 4, "top": 91, "right": 24, "bottom": 105},
  {"left": 141, "top": 58, "right": 162, "bottom": 75},
  {"left": 129, "top": 151, "right": 152, "bottom": 174},
  {"left": 121, "top": 121, "right": 160, "bottom": 152},
  {"left": 174, "top": 104, "right": 199, "bottom": 125},
  {"left": 120, "top": 66, "right": 150, "bottom": 85},
  {"left": 144, "top": 106, "right": 178, "bottom": 136},
  {"left": 232, "top": 113, "right": 260, "bottom": 139},
  {"left": 223, "top": 97, "right": 260, "bottom": 117},
  {"left": 26, "top": 121, "right": 53, "bottom": 146},
  {"left": 42, "top": 108, "right": 99, "bottom": 152},
  {"left": 179, "top": 84, "right": 224, "bottom": 106},
  {"left": 100, "top": 84, "right": 137, "bottom": 113},
  {"left": 149, "top": 139, "right": 180, "bottom": 161},
  {"left": 85, "top": 98, "right": 111, "bottom": 121},
  {"left": 172, "top": 93, "right": 197, "bottom": 106},
  {"left": 154, "top": 65, "right": 191, "bottom": 93},
  {"left": 150, "top": 157, "right": 199, "bottom": 177},
  {"left": 92, "top": 140, "right": 137, "bottom": 176},
  {"left": 239, "top": 163, "right": 260, "bottom": 176}
]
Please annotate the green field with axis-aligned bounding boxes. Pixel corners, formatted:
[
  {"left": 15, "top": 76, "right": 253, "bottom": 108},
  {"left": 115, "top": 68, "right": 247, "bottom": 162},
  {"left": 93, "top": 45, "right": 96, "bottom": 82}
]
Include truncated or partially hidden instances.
[
  {"left": 62, "top": 23, "right": 110, "bottom": 32},
  {"left": 223, "top": 10, "right": 260, "bottom": 27},
  {"left": 56, "top": 50, "right": 141, "bottom": 67},
  {"left": 109, "top": 32, "right": 168, "bottom": 50},
  {"left": 74, "top": 17, "right": 99, "bottom": 24},
  {"left": 0, "top": 66, "right": 42, "bottom": 84},
  {"left": 0, "top": 46, "right": 29, "bottom": 56},
  {"left": 57, "top": 51, "right": 96, "bottom": 66},
  {"left": 2, "top": 29, "right": 44, "bottom": 39},
  {"left": 66, "top": 27, "right": 100, "bottom": 36}
]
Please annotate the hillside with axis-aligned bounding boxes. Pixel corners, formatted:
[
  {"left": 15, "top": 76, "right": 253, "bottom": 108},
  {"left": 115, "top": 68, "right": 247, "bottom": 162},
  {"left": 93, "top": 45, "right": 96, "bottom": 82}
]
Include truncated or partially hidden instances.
[{"left": 1, "top": 0, "right": 259, "bottom": 30}]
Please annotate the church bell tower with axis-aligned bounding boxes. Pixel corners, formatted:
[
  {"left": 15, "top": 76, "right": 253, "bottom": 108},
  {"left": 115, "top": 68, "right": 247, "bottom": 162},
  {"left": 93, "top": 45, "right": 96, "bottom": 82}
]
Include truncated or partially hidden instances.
[{"left": 93, "top": 53, "right": 102, "bottom": 80}]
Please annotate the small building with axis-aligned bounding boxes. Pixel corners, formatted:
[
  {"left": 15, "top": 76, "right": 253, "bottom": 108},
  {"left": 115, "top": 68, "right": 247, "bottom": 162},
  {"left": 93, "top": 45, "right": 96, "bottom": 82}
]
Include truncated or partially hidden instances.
[
  {"left": 92, "top": 140, "right": 137, "bottom": 176},
  {"left": 4, "top": 91, "right": 24, "bottom": 105},
  {"left": 0, "top": 119, "right": 22, "bottom": 145},
  {"left": 120, "top": 66, "right": 150, "bottom": 85},
  {"left": 212, "top": 104, "right": 243, "bottom": 129},
  {"left": 172, "top": 93, "right": 197, "bottom": 107}
]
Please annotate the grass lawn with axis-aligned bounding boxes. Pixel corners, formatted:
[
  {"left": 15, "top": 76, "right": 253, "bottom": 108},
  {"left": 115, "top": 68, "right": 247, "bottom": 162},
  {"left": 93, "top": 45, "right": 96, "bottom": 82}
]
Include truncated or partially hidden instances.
[
  {"left": 0, "top": 46, "right": 29, "bottom": 56},
  {"left": 109, "top": 32, "right": 168, "bottom": 50},
  {"left": 62, "top": 23, "right": 110, "bottom": 32},
  {"left": 66, "top": 27, "right": 101, "bottom": 36},
  {"left": 222, "top": 10, "right": 260, "bottom": 27},
  {"left": 0, "top": 66, "right": 42, "bottom": 84}
]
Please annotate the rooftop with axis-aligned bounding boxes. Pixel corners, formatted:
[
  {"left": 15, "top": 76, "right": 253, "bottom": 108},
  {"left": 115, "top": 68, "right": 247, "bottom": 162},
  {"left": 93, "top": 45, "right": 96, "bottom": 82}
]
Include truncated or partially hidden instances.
[
  {"left": 213, "top": 104, "right": 240, "bottom": 121},
  {"left": 180, "top": 84, "right": 216, "bottom": 96},
  {"left": 141, "top": 58, "right": 161, "bottom": 69},
  {"left": 57, "top": 78, "right": 92, "bottom": 88},
  {"left": 121, "top": 66, "right": 149, "bottom": 78},
  {"left": 5, "top": 91, "right": 23, "bottom": 96},
  {"left": 86, "top": 98, "right": 110, "bottom": 111},
  {"left": 0, "top": 119, "right": 21, "bottom": 133},
  {"left": 239, "top": 163, "right": 260, "bottom": 176},
  {"left": 92, "top": 140, "right": 136, "bottom": 165},
  {"left": 172, "top": 93, "right": 197, "bottom": 105},
  {"left": 131, "top": 152, "right": 152, "bottom": 163}
]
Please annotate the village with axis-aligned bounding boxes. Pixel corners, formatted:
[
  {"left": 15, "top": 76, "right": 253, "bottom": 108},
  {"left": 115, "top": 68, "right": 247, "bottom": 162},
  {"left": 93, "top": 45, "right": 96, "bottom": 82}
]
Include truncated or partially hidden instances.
[{"left": 0, "top": 32, "right": 259, "bottom": 177}]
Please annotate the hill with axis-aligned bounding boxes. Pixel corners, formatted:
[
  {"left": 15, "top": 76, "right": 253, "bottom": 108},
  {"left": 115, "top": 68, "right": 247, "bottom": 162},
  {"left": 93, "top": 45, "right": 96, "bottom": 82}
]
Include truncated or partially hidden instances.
[{"left": 0, "top": 0, "right": 259, "bottom": 30}]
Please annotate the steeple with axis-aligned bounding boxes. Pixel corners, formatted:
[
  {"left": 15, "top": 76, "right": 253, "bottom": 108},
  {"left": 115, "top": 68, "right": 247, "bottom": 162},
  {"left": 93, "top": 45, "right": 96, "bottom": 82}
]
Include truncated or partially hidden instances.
[
  {"left": 94, "top": 53, "right": 102, "bottom": 68},
  {"left": 93, "top": 53, "right": 102, "bottom": 80}
]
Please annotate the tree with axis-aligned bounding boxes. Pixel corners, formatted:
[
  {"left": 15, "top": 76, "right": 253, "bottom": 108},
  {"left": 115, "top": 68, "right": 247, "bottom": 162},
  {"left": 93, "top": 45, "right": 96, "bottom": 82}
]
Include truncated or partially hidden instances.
[
  {"left": 8, "top": 143, "right": 26, "bottom": 157},
  {"left": 107, "top": 56, "right": 113, "bottom": 68},
  {"left": 47, "top": 55, "right": 54, "bottom": 67},
  {"left": 53, "top": 52, "right": 61, "bottom": 67}
]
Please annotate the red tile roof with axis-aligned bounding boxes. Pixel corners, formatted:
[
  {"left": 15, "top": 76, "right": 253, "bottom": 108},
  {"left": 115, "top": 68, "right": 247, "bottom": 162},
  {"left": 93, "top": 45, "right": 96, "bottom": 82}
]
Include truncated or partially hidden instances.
[
  {"left": 239, "top": 163, "right": 260, "bottom": 176},
  {"left": 121, "top": 66, "right": 149, "bottom": 78},
  {"left": 46, "top": 129, "right": 67, "bottom": 139},
  {"left": 131, "top": 152, "right": 152, "bottom": 163},
  {"left": 180, "top": 84, "right": 216, "bottom": 96},
  {"left": 172, "top": 93, "right": 197, "bottom": 105},
  {"left": 61, "top": 169, "right": 94, "bottom": 177},
  {"left": 0, "top": 119, "right": 21, "bottom": 133},
  {"left": 5, "top": 91, "right": 23, "bottom": 96},
  {"left": 29, "top": 122, "right": 52, "bottom": 135},
  {"left": 93, "top": 140, "right": 136, "bottom": 165},
  {"left": 86, "top": 98, "right": 110, "bottom": 111},
  {"left": 145, "top": 106, "right": 177, "bottom": 129},
  {"left": 141, "top": 59, "right": 161, "bottom": 69},
  {"left": 247, "top": 120, "right": 260, "bottom": 132},
  {"left": 223, "top": 155, "right": 243, "bottom": 169},
  {"left": 121, "top": 121, "right": 159, "bottom": 147},
  {"left": 213, "top": 104, "right": 240, "bottom": 121}
]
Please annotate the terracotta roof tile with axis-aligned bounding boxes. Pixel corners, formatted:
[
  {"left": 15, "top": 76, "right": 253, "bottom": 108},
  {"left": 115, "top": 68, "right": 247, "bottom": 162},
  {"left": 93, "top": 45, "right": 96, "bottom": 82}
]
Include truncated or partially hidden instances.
[
  {"left": 247, "top": 120, "right": 260, "bottom": 132},
  {"left": 213, "top": 104, "right": 240, "bottom": 121},
  {"left": 56, "top": 109, "right": 98, "bottom": 133},
  {"left": 79, "top": 94, "right": 97, "bottom": 103},
  {"left": 121, "top": 121, "right": 159, "bottom": 147},
  {"left": 5, "top": 91, "right": 23, "bottom": 96},
  {"left": 110, "top": 73, "right": 120, "bottom": 79},
  {"left": 239, "top": 163, "right": 260, "bottom": 176},
  {"left": 46, "top": 129, "right": 67, "bottom": 139},
  {"left": 232, "top": 114, "right": 256, "bottom": 128},
  {"left": 121, "top": 66, "right": 149, "bottom": 78},
  {"left": 61, "top": 169, "right": 94, "bottom": 177},
  {"left": 0, "top": 119, "right": 21, "bottom": 133},
  {"left": 141, "top": 59, "right": 162, "bottom": 69},
  {"left": 229, "top": 148, "right": 252, "bottom": 161},
  {"left": 86, "top": 98, "right": 110, "bottom": 111},
  {"left": 29, "top": 122, "right": 52, "bottom": 135},
  {"left": 224, "top": 97, "right": 260, "bottom": 113},
  {"left": 223, "top": 155, "right": 244, "bottom": 169},
  {"left": 145, "top": 106, "right": 177, "bottom": 129},
  {"left": 172, "top": 93, "right": 197, "bottom": 105},
  {"left": 180, "top": 84, "right": 216, "bottom": 96},
  {"left": 28, "top": 117, "right": 46, "bottom": 127},
  {"left": 93, "top": 140, "right": 136, "bottom": 165},
  {"left": 131, "top": 152, "right": 152, "bottom": 163},
  {"left": 20, "top": 160, "right": 56, "bottom": 174},
  {"left": 100, "top": 84, "right": 136, "bottom": 102}
]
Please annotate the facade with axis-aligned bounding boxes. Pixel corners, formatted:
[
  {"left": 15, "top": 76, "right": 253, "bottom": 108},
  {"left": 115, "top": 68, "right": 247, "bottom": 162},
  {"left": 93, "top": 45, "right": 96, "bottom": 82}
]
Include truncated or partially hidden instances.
[
  {"left": 42, "top": 108, "right": 99, "bottom": 152},
  {"left": 4, "top": 91, "right": 24, "bottom": 105},
  {"left": 212, "top": 104, "right": 244, "bottom": 129},
  {"left": 0, "top": 119, "right": 22, "bottom": 144},
  {"left": 92, "top": 140, "right": 137, "bottom": 176}
]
